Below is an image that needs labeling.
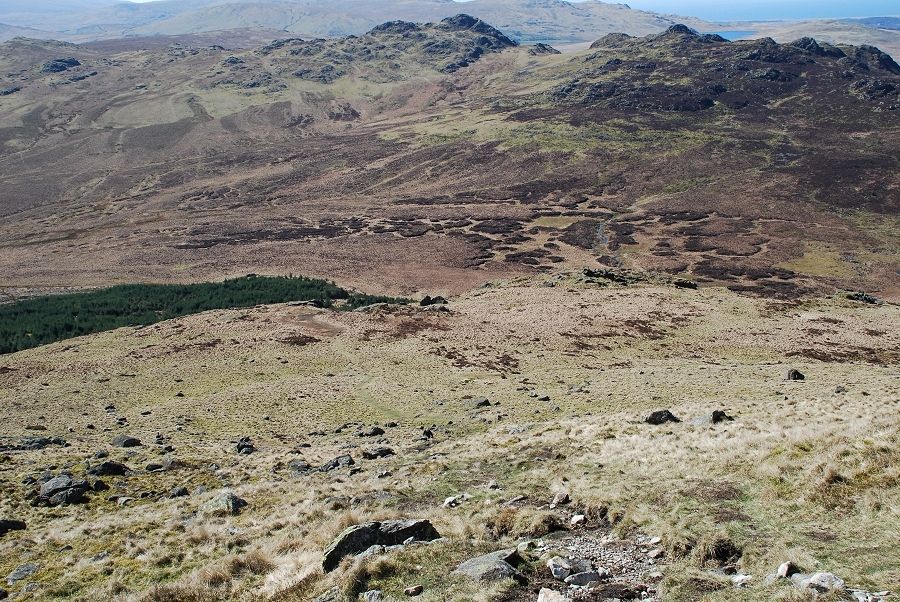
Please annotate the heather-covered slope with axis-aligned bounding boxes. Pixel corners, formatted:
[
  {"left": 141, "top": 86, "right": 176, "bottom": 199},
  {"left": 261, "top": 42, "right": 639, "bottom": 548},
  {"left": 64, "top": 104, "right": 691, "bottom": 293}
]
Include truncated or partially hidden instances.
[{"left": 1, "top": 22, "right": 897, "bottom": 300}]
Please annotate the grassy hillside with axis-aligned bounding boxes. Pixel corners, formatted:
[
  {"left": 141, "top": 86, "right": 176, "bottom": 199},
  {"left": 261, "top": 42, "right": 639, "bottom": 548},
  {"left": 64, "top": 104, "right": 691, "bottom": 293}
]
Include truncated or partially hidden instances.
[{"left": 0, "top": 275, "right": 896, "bottom": 600}]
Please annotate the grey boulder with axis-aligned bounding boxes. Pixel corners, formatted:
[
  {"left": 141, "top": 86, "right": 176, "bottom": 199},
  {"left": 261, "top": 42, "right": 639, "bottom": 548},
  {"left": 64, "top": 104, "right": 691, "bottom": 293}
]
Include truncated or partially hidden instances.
[
  {"left": 7, "top": 563, "right": 38, "bottom": 585},
  {"left": 322, "top": 519, "right": 440, "bottom": 572}
]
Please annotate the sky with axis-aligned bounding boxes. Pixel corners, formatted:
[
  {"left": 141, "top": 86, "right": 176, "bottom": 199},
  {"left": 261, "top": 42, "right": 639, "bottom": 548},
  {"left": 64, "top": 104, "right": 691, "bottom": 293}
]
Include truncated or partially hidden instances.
[{"left": 124, "top": 0, "right": 900, "bottom": 21}]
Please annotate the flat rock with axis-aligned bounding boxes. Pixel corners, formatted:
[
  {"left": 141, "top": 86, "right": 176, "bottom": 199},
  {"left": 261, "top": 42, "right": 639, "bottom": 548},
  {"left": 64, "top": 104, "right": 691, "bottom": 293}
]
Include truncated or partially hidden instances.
[
  {"left": 453, "top": 548, "right": 526, "bottom": 583},
  {"left": 565, "top": 570, "right": 603, "bottom": 586}
]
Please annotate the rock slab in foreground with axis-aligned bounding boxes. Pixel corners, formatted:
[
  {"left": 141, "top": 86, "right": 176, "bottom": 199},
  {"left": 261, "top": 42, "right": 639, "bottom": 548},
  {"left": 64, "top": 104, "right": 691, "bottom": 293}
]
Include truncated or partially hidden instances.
[
  {"left": 322, "top": 519, "right": 440, "bottom": 572},
  {"left": 453, "top": 548, "right": 527, "bottom": 583}
]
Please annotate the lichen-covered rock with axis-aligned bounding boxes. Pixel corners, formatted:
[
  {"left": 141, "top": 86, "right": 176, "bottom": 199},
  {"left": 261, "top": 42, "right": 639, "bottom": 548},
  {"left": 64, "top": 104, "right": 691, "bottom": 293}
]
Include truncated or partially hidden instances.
[{"left": 199, "top": 491, "right": 247, "bottom": 516}]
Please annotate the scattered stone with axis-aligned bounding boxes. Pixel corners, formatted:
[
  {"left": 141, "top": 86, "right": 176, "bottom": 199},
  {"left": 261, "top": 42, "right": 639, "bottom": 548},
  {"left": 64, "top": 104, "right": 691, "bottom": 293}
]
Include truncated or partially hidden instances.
[
  {"left": 111, "top": 435, "right": 141, "bottom": 448},
  {"left": 785, "top": 368, "right": 805, "bottom": 381},
  {"left": 199, "top": 491, "right": 247, "bottom": 516},
  {"left": 319, "top": 455, "right": 355, "bottom": 472},
  {"left": 570, "top": 514, "right": 586, "bottom": 526},
  {"left": 169, "top": 486, "right": 189, "bottom": 498},
  {"left": 777, "top": 561, "right": 799, "bottom": 578},
  {"left": 537, "top": 589, "right": 570, "bottom": 602},
  {"left": 849, "top": 590, "right": 891, "bottom": 602},
  {"left": 358, "top": 426, "right": 385, "bottom": 437},
  {"left": 565, "top": 570, "right": 604, "bottom": 586},
  {"left": 420, "top": 295, "right": 448, "bottom": 306},
  {"left": 289, "top": 459, "right": 313, "bottom": 474},
  {"left": 443, "top": 494, "right": 470, "bottom": 508},
  {"left": 453, "top": 548, "right": 526, "bottom": 584},
  {"left": 362, "top": 447, "right": 395, "bottom": 460},
  {"left": 731, "top": 573, "right": 753, "bottom": 587},
  {"left": 834, "top": 385, "right": 848, "bottom": 394},
  {"left": 792, "top": 572, "right": 845, "bottom": 593},
  {"left": 647, "top": 548, "right": 664, "bottom": 559},
  {"left": 146, "top": 463, "right": 164, "bottom": 472},
  {"left": 473, "top": 398, "right": 491, "bottom": 408},
  {"left": 645, "top": 410, "right": 680, "bottom": 425},
  {"left": 0, "top": 520, "right": 26, "bottom": 537},
  {"left": 550, "top": 492, "right": 570, "bottom": 508},
  {"left": 6, "top": 563, "right": 38, "bottom": 585},
  {"left": 0, "top": 587, "right": 7, "bottom": 599},
  {"left": 88, "top": 461, "right": 129, "bottom": 476},
  {"left": 404, "top": 585, "right": 423, "bottom": 596},
  {"left": 846, "top": 291, "right": 880, "bottom": 304},
  {"left": 322, "top": 519, "right": 440, "bottom": 572},
  {"left": 691, "top": 410, "right": 734, "bottom": 425},
  {"left": 236, "top": 436, "right": 255, "bottom": 454},
  {"left": 362, "top": 591, "right": 383, "bottom": 602},
  {"left": 548, "top": 556, "right": 572, "bottom": 580}
]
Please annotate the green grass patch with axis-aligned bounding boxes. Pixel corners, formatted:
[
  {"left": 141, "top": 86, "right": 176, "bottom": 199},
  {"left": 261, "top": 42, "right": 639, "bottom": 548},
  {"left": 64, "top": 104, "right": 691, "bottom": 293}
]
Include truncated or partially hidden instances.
[{"left": 0, "top": 275, "right": 406, "bottom": 354}]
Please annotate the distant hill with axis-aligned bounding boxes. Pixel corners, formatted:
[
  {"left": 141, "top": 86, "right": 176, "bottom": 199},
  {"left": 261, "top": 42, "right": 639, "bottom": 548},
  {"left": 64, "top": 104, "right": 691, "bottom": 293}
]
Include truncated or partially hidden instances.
[
  {"left": 0, "top": 0, "right": 711, "bottom": 44},
  {"left": 0, "top": 22, "right": 55, "bottom": 43},
  {"left": 846, "top": 16, "right": 900, "bottom": 30},
  {"left": 1, "top": 17, "right": 897, "bottom": 298},
  {"left": 743, "top": 19, "right": 900, "bottom": 59}
]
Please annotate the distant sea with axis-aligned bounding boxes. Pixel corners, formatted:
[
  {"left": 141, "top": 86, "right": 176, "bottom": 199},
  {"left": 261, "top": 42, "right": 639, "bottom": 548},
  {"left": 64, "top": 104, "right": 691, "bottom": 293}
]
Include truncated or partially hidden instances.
[
  {"left": 617, "top": 0, "right": 900, "bottom": 21},
  {"left": 709, "top": 31, "right": 756, "bottom": 41}
]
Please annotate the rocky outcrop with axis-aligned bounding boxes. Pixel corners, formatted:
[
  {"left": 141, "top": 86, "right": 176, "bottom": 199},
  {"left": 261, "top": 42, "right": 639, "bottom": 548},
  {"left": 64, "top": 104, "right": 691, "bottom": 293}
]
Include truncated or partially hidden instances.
[
  {"left": 529, "top": 43, "right": 561, "bottom": 56},
  {"left": 40, "top": 57, "right": 80, "bottom": 73},
  {"left": 36, "top": 474, "right": 89, "bottom": 506}
]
